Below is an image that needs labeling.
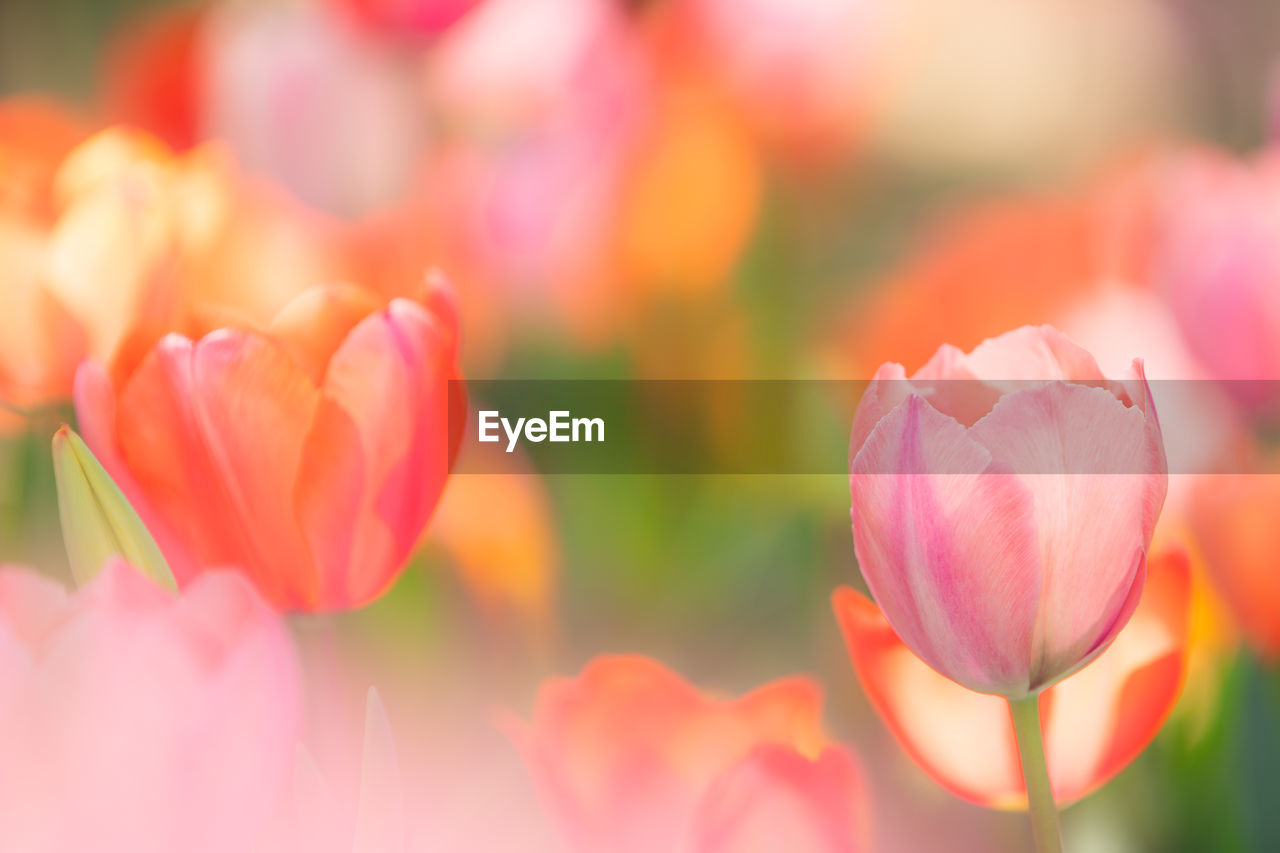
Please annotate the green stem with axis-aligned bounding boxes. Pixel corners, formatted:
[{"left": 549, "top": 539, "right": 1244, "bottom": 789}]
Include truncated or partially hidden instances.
[{"left": 1009, "top": 695, "right": 1064, "bottom": 853}]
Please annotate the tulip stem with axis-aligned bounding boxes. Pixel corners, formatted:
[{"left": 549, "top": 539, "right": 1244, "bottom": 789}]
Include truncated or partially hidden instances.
[{"left": 1009, "top": 695, "right": 1063, "bottom": 853}]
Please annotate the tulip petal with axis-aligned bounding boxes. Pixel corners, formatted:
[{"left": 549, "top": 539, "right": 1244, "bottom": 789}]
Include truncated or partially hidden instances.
[
  {"left": 964, "top": 325, "right": 1108, "bottom": 384},
  {"left": 968, "top": 382, "right": 1161, "bottom": 687},
  {"left": 111, "top": 332, "right": 320, "bottom": 607},
  {"left": 321, "top": 298, "right": 456, "bottom": 604},
  {"left": 851, "top": 394, "right": 1042, "bottom": 695},
  {"left": 295, "top": 399, "right": 366, "bottom": 606},
  {"left": 73, "top": 360, "right": 200, "bottom": 584},
  {"left": 1189, "top": 467, "right": 1280, "bottom": 658},
  {"left": 832, "top": 546, "right": 1190, "bottom": 808},
  {"left": 269, "top": 284, "right": 385, "bottom": 386},
  {"left": 691, "top": 746, "right": 867, "bottom": 853},
  {"left": 187, "top": 330, "right": 321, "bottom": 607}
]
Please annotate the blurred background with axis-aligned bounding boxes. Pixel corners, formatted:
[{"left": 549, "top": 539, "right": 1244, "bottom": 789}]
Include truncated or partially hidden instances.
[{"left": 2, "top": 0, "right": 1280, "bottom": 850}]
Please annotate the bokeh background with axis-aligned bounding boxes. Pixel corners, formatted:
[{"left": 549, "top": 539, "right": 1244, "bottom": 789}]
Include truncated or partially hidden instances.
[{"left": 3, "top": 0, "right": 1280, "bottom": 850}]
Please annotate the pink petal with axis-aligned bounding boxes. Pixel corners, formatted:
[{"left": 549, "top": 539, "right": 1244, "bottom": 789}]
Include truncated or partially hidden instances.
[
  {"left": 691, "top": 746, "right": 867, "bottom": 853},
  {"left": 967, "top": 382, "right": 1163, "bottom": 687},
  {"left": 851, "top": 394, "right": 1042, "bottom": 695}
]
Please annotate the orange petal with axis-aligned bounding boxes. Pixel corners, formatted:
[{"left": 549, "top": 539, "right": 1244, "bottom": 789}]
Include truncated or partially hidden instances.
[
  {"left": 320, "top": 299, "right": 456, "bottom": 605},
  {"left": 0, "top": 97, "right": 88, "bottom": 222},
  {"left": 691, "top": 746, "right": 868, "bottom": 853},
  {"left": 268, "top": 284, "right": 384, "bottom": 386},
  {"left": 101, "top": 5, "right": 205, "bottom": 151},
  {"left": 426, "top": 458, "right": 557, "bottom": 623},
  {"left": 112, "top": 332, "right": 320, "bottom": 607},
  {"left": 833, "top": 545, "right": 1191, "bottom": 808},
  {"left": 515, "top": 655, "right": 837, "bottom": 853},
  {"left": 1189, "top": 466, "right": 1280, "bottom": 658}
]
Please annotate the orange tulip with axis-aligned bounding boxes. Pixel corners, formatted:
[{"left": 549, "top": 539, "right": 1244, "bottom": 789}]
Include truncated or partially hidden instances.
[
  {"left": 509, "top": 655, "right": 868, "bottom": 853},
  {"left": 1188, "top": 453, "right": 1280, "bottom": 659},
  {"left": 74, "top": 279, "right": 464, "bottom": 611},
  {"left": 0, "top": 98, "right": 89, "bottom": 430},
  {"left": 833, "top": 544, "right": 1191, "bottom": 808}
]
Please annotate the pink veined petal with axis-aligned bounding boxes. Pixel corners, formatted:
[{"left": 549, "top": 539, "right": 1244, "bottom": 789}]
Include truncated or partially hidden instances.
[
  {"left": 848, "top": 362, "right": 909, "bottom": 462},
  {"left": 910, "top": 342, "right": 1005, "bottom": 427},
  {"left": 967, "top": 381, "right": 1163, "bottom": 689},
  {"left": 851, "top": 394, "right": 1042, "bottom": 696}
]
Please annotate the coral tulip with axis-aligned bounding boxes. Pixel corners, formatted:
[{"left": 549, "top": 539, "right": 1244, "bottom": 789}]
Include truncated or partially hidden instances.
[
  {"left": 0, "top": 560, "right": 300, "bottom": 851},
  {"left": 0, "top": 98, "right": 90, "bottom": 430},
  {"left": 74, "top": 280, "right": 464, "bottom": 611},
  {"left": 509, "top": 655, "right": 868, "bottom": 853},
  {"left": 1188, "top": 455, "right": 1280, "bottom": 659},
  {"left": 849, "top": 324, "right": 1167, "bottom": 697},
  {"left": 834, "top": 544, "right": 1191, "bottom": 808}
]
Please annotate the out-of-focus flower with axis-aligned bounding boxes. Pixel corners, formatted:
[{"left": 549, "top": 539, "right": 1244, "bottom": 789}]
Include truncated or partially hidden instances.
[
  {"left": 866, "top": 0, "right": 1182, "bottom": 175},
  {"left": 42, "top": 127, "right": 354, "bottom": 381},
  {"left": 655, "top": 0, "right": 878, "bottom": 160},
  {"left": 427, "top": 450, "right": 557, "bottom": 628},
  {"left": 52, "top": 425, "right": 175, "bottom": 591},
  {"left": 0, "top": 99, "right": 90, "bottom": 430},
  {"left": 828, "top": 175, "right": 1156, "bottom": 377},
  {"left": 1153, "top": 149, "right": 1280, "bottom": 411},
  {"left": 0, "top": 560, "right": 300, "bottom": 851},
  {"left": 102, "top": 4, "right": 205, "bottom": 151},
  {"left": 0, "top": 98, "right": 89, "bottom": 223},
  {"left": 833, "top": 544, "right": 1192, "bottom": 808},
  {"left": 1188, "top": 450, "right": 1280, "bottom": 660},
  {"left": 424, "top": 0, "right": 762, "bottom": 348},
  {"left": 329, "top": 0, "right": 482, "bottom": 39},
  {"left": 825, "top": 164, "right": 1244, "bottom": 513},
  {"left": 509, "top": 655, "right": 868, "bottom": 853},
  {"left": 201, "top": 0, "right": 429, "bottom": 218},
  {"left": 102, "top": 1, "right": 428, "bottom": 219},
  {"left": 74, "top": 280, "right": 464, "bottom": 611},
  {"left": 850, "top": 326, "right": 1167, "bottom": 696}
]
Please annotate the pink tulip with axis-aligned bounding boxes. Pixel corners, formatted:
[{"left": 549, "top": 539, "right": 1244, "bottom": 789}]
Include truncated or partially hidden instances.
[
  {"left": 0, "top": 560, "right": 300, "bottom": 851},
  {"left": 849, "top": 325, "right": 1167, "bottom": 697},
  {"left": 1154, "top": 149, "right": 1280, "bottom": 410}
]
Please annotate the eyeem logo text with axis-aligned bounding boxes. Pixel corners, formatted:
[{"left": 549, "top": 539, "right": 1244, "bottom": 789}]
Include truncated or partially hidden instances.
[{"left": 477, "top": 410, "right": 605, "bottom": 453}]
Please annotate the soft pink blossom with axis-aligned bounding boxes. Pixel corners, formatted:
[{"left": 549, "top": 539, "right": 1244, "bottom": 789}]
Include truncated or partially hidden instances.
[{"left": 849, "top": 325, "right": 1167, "bottom": 696}]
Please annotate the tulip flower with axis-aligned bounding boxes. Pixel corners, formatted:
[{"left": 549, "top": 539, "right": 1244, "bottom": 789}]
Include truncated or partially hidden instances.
[
  {"left": 1188, "top": 453, "right": 1280, "bottom": 660},
  {"left": 329, "top": 0, "right": 482, "bottom": 38},
  {"left": 52, "top": 424, "right": 175, "bottom": 591},
  {"left": 74, "top": 279, "right": 464, "bottom": 611},
  {"left": 834, "top": 544, "right": 1191, "bottom": 808},
  {"left": 0, "top": 98, "right": 90, "bottom": 431},
  {"left": 0, "top": 560, "right": 300, "bottom": 851},
  {"left": 1154, "top": 149, "right": 1280, "bottom": 411},
  {"left": 849, "top": 325, "right": 1167, "bottom": 850},
  {"left": 509, "top": 655, "right": 868, "bottom": 853}
]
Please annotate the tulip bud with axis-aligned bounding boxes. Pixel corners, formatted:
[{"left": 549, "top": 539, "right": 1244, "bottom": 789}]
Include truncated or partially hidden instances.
[{"left": 52, "top": 424, "right": 176, "bottom": 590}]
